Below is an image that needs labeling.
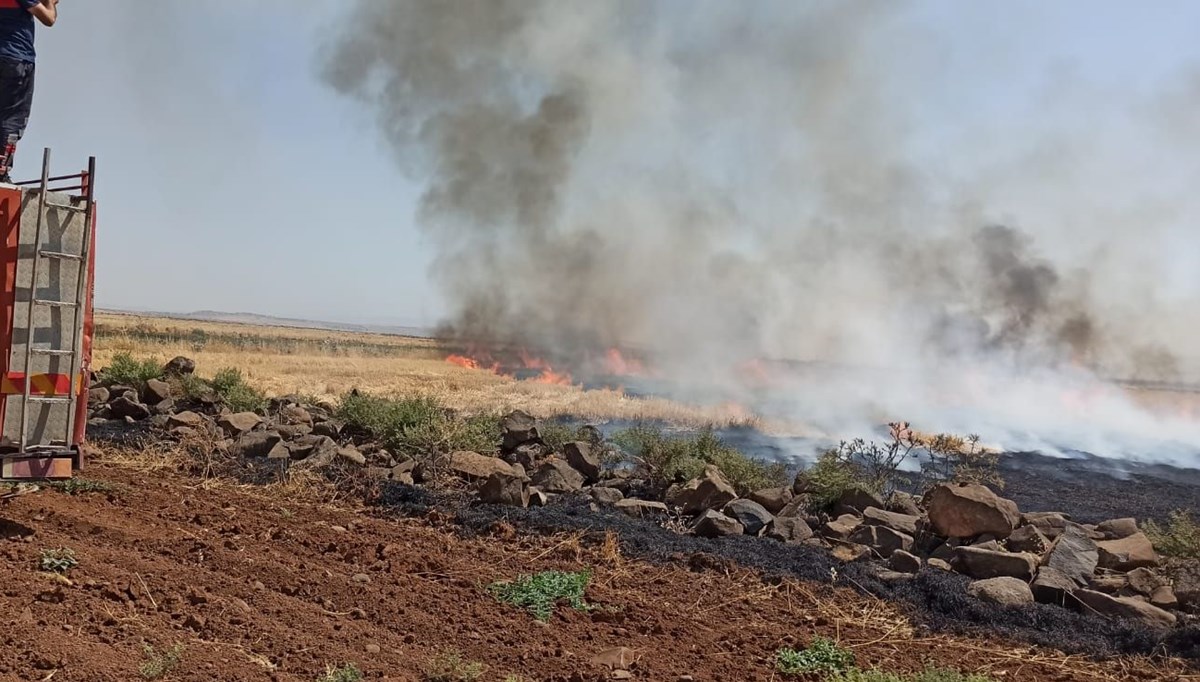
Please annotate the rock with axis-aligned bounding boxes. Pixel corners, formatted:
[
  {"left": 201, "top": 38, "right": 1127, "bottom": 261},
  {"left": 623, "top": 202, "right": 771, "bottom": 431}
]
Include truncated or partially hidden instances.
[
  {"left": 365, "top": 643, "right": 381, "bottom": 655},
  {"left": 532, "top": 459, "right": 586, "bottom": 494},
  {"left": 765, "top": 517, "right": 813, "bottom": 543},
  {"left": 1073, "top": 589, "right": 1176, "bottom": 628},
  {"left": 352, "top": 573, "right": 371, "bottom": 584},
  {"left": 722, "top": 499, "right": 774, "bottom": 536},
  {"left": 1021, "top": 512, "right": 1073, "bottom": 540},
  {"left": 831, "top": 542, "right": 872, "bottom": 562},
  {"left": 312, "top": 421, "right": 342, "bottom": 439},
  {"left": 150, "top": 399, "right": 175, "bottom": 416},
  {"left": 589, "top": 487, "right": 624, "bottom": 505},
  {"left": 837, "top": 487, "right": 885, "bottom": 515},
  {"left": 143, "top": 378, "right": 171, "bottom": 405},
  {"left": 1088, "top": 575, "right": 1127, "bottom": 594},
  {"left": 276, "top": 423, "right": 313, "bottom": 440},
  {"left": 591, "top": 647, "right": 637, "bottom": 671},
  {"left": 563, "top": 441, "right": 601, "bottom": 484},
  {"left": 508, "top": 441, "right": 549, "bottom": 469},
  {"left": 1096, "top": 533, "right": 1160, "bottom": 571},
  {"left": 874, "top": 569, "right": 915, "bottom": 584},
  {"left": 1173, "top": 566, "right": 1200, "bottom": 611},
  {"left": 216, "top": 412, "right": 262, "bottom": 437},
  {"left": 927, "top": 558, "right": 953, "bottom": 571},
  {"left": 336, "top": 446, "right": 367, "bottom": 466},
  {"left": 231, "top": 431, "right": 286, "bottom": 459},
  {"left": 280, "top": 405, "right": 312, "bottom": 426},
  {"left": 775, "top": 496, "right": 809, "bottom": 519},
  {"left": 88, "top": 387, "right": 110, "bottom": 406},
  {"left": 862, "top": 507, "right": 920, "bottom": 535},
  {"left": 749, "top": 487, "right": 793, "bottom": 514},
  {"left": 888, "top": 549, "right": 922, "bottom": 574},
  {"left": 1041, "top": 526, "right": 1099, "bottom": 586},
  {"left": 168, "top": 411, "right": 205, "bottom": 429},
  {"left": 1125, "top": 567, "right": 1166, "bottom": 597},
  {"left": 1031, "top": 566, "right": 1078, "bottom": 606},
  {"left": 163, "top": 356, "right": 196, "bottom": 375},
  {"left": 693, "top": 510, "right": 743, "bottom": 538},
  {"left": 1006, "top": 525, "right": 1050, "bottom": 555},
  {"left": 887, "top": 491, "right": 922, "bottom": 517},
  {"left": 926, "top": 483, "right": 1020, "bottom": 539},
  {"left": 954, "top": 547, "right": 1038, "bottom": 581},
  {"left": 1150, "top": 586, "right": 1178, "bottom": 610},
  {"left": 820, "top": 514, "right": 862, "bottom": 540},
  {"left": 287, "top": 435, "right": 338, "bottom": 464},
  {"left": 679, "top": 466, "right": 738, "bottom": 515},
  {"left": 848, "top": 525, "right": 914, "bottom": 558},
  {"left": 968, "top": 577, "right": 1035, "bottom": 607},
  {"left": 529, "top": 488, "right": 550, "bottom": 507},
  {"left": 109, "top": 396, "right": 151, "bottom": 420},
  {"left": 1096, "top": 518, "right": 1140, "bottom": 540},
  {"left": 501, "top": 410, "right": 541, "bottom": 451},
  {"left": 423, "top": 451, "right": 516, "bottom": 482},
  {"left": 479, "top": 469, "right": 530, "bottom": 507},
  {"left": 614, "top": 499, "right": 669, "bottom": 518}
]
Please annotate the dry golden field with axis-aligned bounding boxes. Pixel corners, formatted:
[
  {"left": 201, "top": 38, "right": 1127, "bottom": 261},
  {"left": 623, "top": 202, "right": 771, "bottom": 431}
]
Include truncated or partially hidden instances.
[{"left": 91, "top": 311, "right": 760, "bottom": 426}]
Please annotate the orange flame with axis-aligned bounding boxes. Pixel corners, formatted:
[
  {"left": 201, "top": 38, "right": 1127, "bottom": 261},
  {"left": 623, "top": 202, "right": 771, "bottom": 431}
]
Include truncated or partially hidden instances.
[
  {"left": 518, "top": 349, "right": 574, "bottom": 385},
  {"left": 603, "top": 348, "right": 646, "bottom": 376},
  {"left": 447, "top": 354, "right": 481, "bottom": 370}
]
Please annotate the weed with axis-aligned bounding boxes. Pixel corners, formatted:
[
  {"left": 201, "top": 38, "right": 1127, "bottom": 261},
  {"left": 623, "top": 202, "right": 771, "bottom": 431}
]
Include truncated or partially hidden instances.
[
  {"left": 338, "top": 392, "right": 499, "bottom": 457},
  {"left": 827, "top": 667, "right": 996, "bottom": 682},
  {"left": 424, "top": 651, "right": 485, "bottom": 682},
  {"left": 1144, "top": 509, "right": 1200, "bottom": 559},
  {"left": 99, "top": 352, "right": 162, "bottom": 388},
  {"left": 776, "top": 637, "right": 855, "bottom": 676},
  {"left": 39, "top": 548, "right": 78, "bottom": 574},
  {"left": 920, "top": 432, "right": 1003, "bottom": 490},
  {"left": 47, "top": 477, "right": 114, "bottom": 495},
  {"left": 488, "top": 569, "right": 592, "bottom": 622},
  {"left": 318, "top": 663, "right": 364, "bottom": 682},
  {"left": 176, "top": 372, "right": 215, "bottom": 401},
  {"left": 612, "top": 424, "right": 787, "bottom": 495},
  {"left": 211, "top": 367, "right": 267, "bottom": 412},
  {"left": 139, "top": 643, "right": 184, "bottom": 680},
  {"left": 796, "top": 450, "right": 860, "bottom": 512}
]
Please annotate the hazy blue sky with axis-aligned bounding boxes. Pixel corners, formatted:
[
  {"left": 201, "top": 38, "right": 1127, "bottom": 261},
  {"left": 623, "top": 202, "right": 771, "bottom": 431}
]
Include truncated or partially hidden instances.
[{"left": 14, "top": 1, "right": 1200, "bottom": 327}]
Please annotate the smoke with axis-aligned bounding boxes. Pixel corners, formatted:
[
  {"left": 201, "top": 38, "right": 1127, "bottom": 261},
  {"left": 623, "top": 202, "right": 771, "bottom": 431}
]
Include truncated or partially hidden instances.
[{"left": 323, "top": 1, "right": 1200, "bottom": 465}]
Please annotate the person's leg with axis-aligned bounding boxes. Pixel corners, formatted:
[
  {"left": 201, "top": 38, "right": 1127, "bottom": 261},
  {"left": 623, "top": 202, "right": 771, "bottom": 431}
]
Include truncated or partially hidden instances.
[{"left": 0, "top": 59, "right": 35, "bottom": 183}]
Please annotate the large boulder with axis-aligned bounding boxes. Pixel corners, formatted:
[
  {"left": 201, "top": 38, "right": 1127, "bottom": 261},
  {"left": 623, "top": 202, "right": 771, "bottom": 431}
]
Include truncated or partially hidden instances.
[
  {"left": 679, "top": 466, "right": 738, "bottom": 515},
  {"left": 479, "top": 468, "right": 530, "bottom": 507},
  {"left": 143, "top": 378, "right": 172, "bottom": 405},
  {"left": 765, "top": 517, "right": 813, "bottom": 544},
  {"left": 1096, "top": 533, "right": 1160, "bottom": 571},
  {"left": 820, "top": 514, "right": 863, "bottom": 541},
  {"left": 231, "top": 431, "right": 286, "bottom": 459},
  {"left": 1073, "top": 589, "right": 1177, "bottom": 628},
  {"left": 926, "top": 483, "right": 1020, "bottom": 539},
  {"left": 887, "top": 492, "right": 922, "bottom": 517},
  {"left": 286, "top": 435, "right": 338, "bottom": 464},
  {"left": 953, "top": 547, "right": 1038, "bottom": 581},
  {"left": 531, "top": 459, "right": 586, "bottom": 494},
  {"left": 614, "top": 499, "right": 669, "bottom": 518},
  {"left": 216, "top": 412, "right": 263, "bottom": 437},
  {"left": 848, "top": 525, "right": 914, "bottom": 558},
  {"left": 423, "top": 451, "right": 516, "bottom": 482},
  {"left": 1174, "top": 564, "right": 1200, "bottom": 611},
  {"left": 1040, "top": 526, "right": 1099, "bottom": 586},
  {"left": 1031, "top": 566, "right": 1079, "bottom": 606},
  {"left": 109, "top": 396, "right": 151, "bottom": 421},
  {"left": 693, "top": 510, "right": 743, "bottom": 538},
  {"left": 888, "top": 550, "right": 922, "bottom": 574},
  {"left": 862, "top": 507, "right": 920, "bottom": 536},
  {"left": 501, "top": 410, "right": 541, "bottom": 452},
  {"left": 1020, "top": 512, "right": 1074, "bottom": 540},
  {"left": 163, "top": 356, "right": 196, "bottom": 376},
  {"left": 749, "top": 487, "right": 793, "bottom": 514},
  {"left": 723, "top": 499, "right": 774, "bottom": 536},
  {"left": 836, "top": 487, "right": 885, "bottom": 515},
  {"left": 968, "top": 577, "right": 1035, "bottom": 607},
  {"left": 589, "top": 487, "right": 625, "bottom": 505},
  {"left": 1006, "top": 525, "right": 1050, "bottom": 555},
  {"left": 1095, "top": 518, "right": 1140, "bottom": 540},
  {"left": 563, "top": 441, "right": 601, "bottom": 484}
]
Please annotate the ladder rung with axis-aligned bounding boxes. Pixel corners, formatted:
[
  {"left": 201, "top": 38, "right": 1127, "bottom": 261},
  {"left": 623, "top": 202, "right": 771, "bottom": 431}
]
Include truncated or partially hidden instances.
[
  {"left": 31, "top": 348, "right": 74, "bottom": 356},
  {"left": 27, "top": 396, "right": 73, "bottom": 404},
  {"left": 44, "top": 201, "right": 87, "bottom": 213},
  {"left": 38, "top": 250, "right": 83, "bottom": 261},
  {"left": 32, "top": 299, "right": 77, "bottom": 308}
]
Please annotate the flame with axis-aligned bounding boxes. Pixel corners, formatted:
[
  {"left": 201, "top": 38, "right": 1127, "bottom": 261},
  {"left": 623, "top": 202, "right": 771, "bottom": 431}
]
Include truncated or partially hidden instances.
[
  {"left": 447, "top": 354, "right": 481, "bottom": 370},
  {"left": 603, "top": 348, "right": 646, "bottom": 376},
  {"left": 518, "top": 349, "right": 574, "bottom": 385},
  {"left": 446, "top": 347, "right": 574, "bottom": 385}
]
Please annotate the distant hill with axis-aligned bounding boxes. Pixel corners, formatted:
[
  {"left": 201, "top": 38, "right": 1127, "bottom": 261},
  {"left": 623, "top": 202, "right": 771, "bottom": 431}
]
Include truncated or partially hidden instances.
[{"left": 98, "top": 308, "right": 435, "bottom": 339}]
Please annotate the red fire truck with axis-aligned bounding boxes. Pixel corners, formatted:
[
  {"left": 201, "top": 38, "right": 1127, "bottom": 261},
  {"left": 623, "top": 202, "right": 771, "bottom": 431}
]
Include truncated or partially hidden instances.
[{"left": 0, "top": 148, "right": 96, "bottom": 481}]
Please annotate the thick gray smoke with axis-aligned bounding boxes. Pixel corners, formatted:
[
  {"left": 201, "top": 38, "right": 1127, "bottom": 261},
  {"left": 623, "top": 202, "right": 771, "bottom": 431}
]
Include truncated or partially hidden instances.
[{"left": 323, "top": 1, "right": 1200, "bottom": 465}]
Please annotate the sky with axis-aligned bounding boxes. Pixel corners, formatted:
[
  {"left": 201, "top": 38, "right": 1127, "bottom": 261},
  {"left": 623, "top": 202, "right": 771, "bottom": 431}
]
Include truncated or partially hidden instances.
[{"left": 14, "top": 0, "right": 1200, "bottom": 329}]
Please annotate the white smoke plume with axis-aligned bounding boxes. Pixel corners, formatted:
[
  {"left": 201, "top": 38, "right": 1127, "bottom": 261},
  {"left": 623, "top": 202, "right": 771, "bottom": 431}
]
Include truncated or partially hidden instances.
[{"left": 322, "top": 1, "right": 1200, "bottom": 466}]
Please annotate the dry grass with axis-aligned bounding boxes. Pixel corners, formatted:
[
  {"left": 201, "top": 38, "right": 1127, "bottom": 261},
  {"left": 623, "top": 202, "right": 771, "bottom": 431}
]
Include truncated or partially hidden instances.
[{"left": 91, "top": 312, "right": 757, "bottom": 427}]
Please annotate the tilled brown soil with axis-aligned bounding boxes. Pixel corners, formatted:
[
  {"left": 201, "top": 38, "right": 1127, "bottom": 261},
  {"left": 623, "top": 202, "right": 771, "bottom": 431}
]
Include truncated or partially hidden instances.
[{"left": 0, "top": 462, "right": 1193, "bottom": 682}]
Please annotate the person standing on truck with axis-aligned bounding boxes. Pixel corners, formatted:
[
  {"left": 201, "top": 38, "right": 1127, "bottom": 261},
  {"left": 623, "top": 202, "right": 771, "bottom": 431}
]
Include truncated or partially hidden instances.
[{"left": 0, "top": 0, "right": 57, "bottom": 184}]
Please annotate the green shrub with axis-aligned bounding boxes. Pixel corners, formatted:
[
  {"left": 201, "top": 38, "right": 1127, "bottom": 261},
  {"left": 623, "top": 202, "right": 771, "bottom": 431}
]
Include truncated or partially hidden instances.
[
  {"left": 100, "top": 352, "right": 162, "bottom": 388},
  {"left": 39, "top": 548, "right": 78, "bottom": 574},
  {"left": 1144, "top": 510, "right": 1200, "bottom": 559},
  {"left": 176, "top": 373, "right": 214, "bottom": 401},
  {"left": 827, "top": 667, "right": 996, "bottom": 682},
  {"left": 776, "top": 637, "right": 855, "bottom": 676},
  {"left": 318, "top": 663, "right": 364, "bottom": 682},
  {"left": 424, "top": 651, "right": 484, "bottom": 682},
  {"left": 211, "top": 367, "right": 266, "bottom": 412},
  {"left": 139, "top": 643, "right": 184, "bottom": 680},
  {"left": 612, "top": 424, "right": 787, "bottom": 495},
  {"left": 337, "top": 392, "right": 499, "bottom": 457},
  {"left": 796, "top": 450, "right": 859, "bottom": 512},
  {"left": 47, "top": 477, "right": 113, "bottom": 495},
  {"left": 488, "top": 569, "right": 592, "bottom": 622}
]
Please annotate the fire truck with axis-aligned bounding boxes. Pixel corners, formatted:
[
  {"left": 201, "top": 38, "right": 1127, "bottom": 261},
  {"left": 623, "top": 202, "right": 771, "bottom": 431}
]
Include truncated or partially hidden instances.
[{"left": 0, "top": 148, "right": 96, "bottom": 481}]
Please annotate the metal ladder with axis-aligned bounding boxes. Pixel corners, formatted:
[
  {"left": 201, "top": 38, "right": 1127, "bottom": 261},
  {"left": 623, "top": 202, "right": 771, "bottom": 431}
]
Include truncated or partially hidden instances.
[{"left": 14, "top": 148, "right": 96, "bottom": 455}]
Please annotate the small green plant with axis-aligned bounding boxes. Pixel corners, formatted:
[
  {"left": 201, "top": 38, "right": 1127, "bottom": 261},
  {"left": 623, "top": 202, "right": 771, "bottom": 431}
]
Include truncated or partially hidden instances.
[
  {"left": 775, "top": 637, "right": 855, "bottom": 676},
  {"left": 100, "top": 352, "right": 162, "bottom": 388},
  {"left": 176, "top": 372, "right": 214, "bottom": 400},
  {"left": 211, "top": 367, "right": 267, "bottom": 412},
  {"left": 827, "top": 667, "right": 996, "bottom": 682},
  {"left": 47, "top": 477, "right": 113, "bottom": 495},
  {"left": 139, "top": 643, "right": 184, "bottom": 680},
  {"left": 612, "top": 424, "right": 788, "bottom": 495},
  {"left": 318, "top": 663, "right": 364, "bottom": 682},
  {"left": 337, "top": 392, "right": 499, "bottom": 457},
  {"left": 39, "top": 548, "right": 78, "bottom": 574},
  {"left": 424, "top": 651, "right": 484, "bottom": 682},
  {"left": 488, "top": 569, "right": 592, "bottom": 622},
  {"left": 1144, "top": 510, "right": 1200, "bottom": 559}
]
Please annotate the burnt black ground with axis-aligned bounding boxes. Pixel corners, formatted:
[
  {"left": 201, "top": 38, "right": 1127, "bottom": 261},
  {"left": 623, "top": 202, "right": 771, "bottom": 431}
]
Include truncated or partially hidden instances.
[{"left": 375, "top": 483, "right": 1200, "bottom": 665}]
